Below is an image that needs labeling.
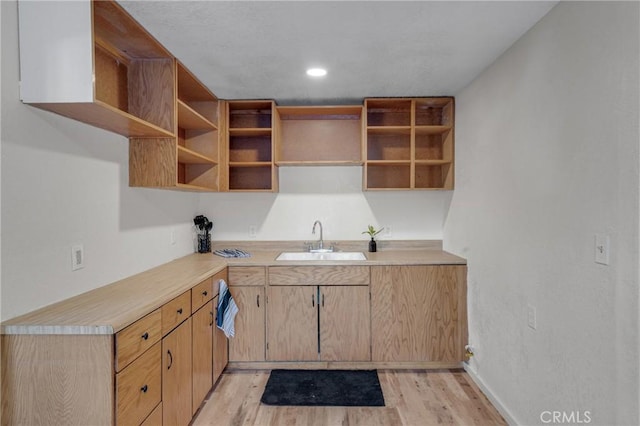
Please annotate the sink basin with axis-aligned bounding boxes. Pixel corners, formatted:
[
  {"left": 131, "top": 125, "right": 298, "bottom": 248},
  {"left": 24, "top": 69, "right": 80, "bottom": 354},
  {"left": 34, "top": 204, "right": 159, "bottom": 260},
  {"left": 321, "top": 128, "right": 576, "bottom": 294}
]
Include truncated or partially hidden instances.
[{"left": 276, "top": 252, "right": 367, "bottom": 261}]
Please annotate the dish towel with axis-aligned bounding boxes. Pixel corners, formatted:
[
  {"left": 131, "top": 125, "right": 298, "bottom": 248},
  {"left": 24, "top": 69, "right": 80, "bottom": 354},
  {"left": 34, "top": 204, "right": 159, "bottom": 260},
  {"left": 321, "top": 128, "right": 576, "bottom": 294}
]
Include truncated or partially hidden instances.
[{"left": 216, "top": 279, "right": 239, "bottom": 338}]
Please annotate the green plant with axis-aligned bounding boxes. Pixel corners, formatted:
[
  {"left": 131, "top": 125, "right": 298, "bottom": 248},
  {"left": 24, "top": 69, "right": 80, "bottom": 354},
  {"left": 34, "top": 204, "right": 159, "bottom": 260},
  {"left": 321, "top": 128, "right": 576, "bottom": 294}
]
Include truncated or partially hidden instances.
[{"left": 362, "top": 225, "right": 383, "bottom": 239}]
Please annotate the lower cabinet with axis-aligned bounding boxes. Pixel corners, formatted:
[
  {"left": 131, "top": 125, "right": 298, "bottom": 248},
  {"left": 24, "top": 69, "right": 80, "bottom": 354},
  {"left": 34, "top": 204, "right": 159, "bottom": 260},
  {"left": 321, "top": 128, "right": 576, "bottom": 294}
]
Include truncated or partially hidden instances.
[
  {"left": 162, "top": 317, "right": 192, "bottom": 426},
  {"left": 212, "top": 294, "right": 229, "bottom": 383},
  {"left": 266, "top": 285, "right": 371, "bottom": 362},
  {"left": 371, "top": 265, "right": 467, "bottom": 362},
  {"left": 228, "top": 285, "right": 266, "bottom": 361},
  {"left": 192, "top": 301, "right": 213, "bottom": 415}
]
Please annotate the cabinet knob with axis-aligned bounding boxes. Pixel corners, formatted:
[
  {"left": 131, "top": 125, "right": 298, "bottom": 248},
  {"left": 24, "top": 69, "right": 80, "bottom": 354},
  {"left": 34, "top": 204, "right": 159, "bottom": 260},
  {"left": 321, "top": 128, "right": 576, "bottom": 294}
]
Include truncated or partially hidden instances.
[
  {"left": 202, "top": 290, "right": 208, "bottom": 297},
  {"left": 141, "top": 332, "right": 149, "bottom": 340},
  {"left": 140, "top": 385, "right": 148, "bottom": 393},
  {"left": 177, "top": 308, "right": 183, "bottom": 315}
]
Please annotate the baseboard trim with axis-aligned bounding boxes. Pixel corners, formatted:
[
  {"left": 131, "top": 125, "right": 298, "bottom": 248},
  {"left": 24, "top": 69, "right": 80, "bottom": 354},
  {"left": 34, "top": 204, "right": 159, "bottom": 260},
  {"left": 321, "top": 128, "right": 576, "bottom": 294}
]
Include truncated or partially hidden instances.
[
  {"left": 463, "top": 363, "right": 519, "bottom": 426},
  {"left": 228, "top": 361, "right": 463, "bottom": 370}
]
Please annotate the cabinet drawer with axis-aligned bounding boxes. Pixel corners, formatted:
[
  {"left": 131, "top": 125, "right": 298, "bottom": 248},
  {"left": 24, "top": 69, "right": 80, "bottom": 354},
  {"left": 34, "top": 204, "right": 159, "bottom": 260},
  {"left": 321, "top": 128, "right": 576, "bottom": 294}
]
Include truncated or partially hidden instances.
[
  {"left": 116, "top": 342, "right": 162, "bottom": 426},
  {"left": 269, "top": 266, "right": 370, "bottom": 285},
  {"left": 192, "top": 278, "right": 213, "bottom": 311},
  {"left": 116, "top": 309, "right": 162, "bottom": 372},
  {"left": 161, "top": 291, "right": 191, "bottom": 335},
  {"left": 141, "top": 403, "right": 162, "bottom": 426},
  {"left": 229, "top": 266, "right": 265, "bottom": 286},
  {"left": 211, "top": 268, "right": 229, "bottom": 296}
]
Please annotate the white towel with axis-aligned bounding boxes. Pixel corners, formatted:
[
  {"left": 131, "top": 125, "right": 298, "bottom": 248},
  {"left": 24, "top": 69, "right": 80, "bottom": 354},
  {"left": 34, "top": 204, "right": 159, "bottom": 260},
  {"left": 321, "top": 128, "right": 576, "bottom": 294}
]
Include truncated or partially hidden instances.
[{"left": 216, "top": 279, "right": 239, "bottom": 338}]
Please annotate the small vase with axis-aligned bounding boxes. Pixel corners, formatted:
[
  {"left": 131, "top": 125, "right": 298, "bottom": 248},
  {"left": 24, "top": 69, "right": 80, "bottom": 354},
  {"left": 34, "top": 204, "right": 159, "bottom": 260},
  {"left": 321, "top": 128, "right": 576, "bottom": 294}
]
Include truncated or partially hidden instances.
[{"left": 369, "top": 238, "right": 377, "bottom": 253}]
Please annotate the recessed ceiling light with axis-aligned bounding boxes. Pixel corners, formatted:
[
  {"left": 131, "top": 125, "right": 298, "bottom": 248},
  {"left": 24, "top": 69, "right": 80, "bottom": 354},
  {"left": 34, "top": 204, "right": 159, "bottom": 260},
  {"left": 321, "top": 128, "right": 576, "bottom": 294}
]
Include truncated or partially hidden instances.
[{"left": 306, "top": 68, "right": 327, "bottom": 77}]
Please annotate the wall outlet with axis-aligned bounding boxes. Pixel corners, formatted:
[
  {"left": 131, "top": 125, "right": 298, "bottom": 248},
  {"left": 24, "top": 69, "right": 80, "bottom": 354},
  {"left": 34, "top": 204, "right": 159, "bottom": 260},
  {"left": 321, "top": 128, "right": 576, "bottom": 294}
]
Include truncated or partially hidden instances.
[
  {"left": 248, "top": 225, "right": 257, "bottom": 239},
  {"left": 527, "top": 305, "right": 537, "bottom": 330},
  {"left": 384, "top": 226, "right": 392, "bottom": 238},
  {"left": 71, "top": 244, "right": 84, "bottom": 271},
  {"left": 594, "top": 234, "right": 610, "bottom": 265}
]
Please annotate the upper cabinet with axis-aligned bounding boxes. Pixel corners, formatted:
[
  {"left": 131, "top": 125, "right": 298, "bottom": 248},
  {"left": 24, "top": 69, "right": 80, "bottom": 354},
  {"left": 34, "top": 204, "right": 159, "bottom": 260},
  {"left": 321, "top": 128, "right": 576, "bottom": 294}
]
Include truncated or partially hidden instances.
[
  {"left": 18, "top": 0, "right": 175, "bottom": 138},
  {"left": 225, "top": 101, "right": 278, "bottom": 192},
  {"left": 364, "top": 98, "right": 455, "bottom": 190},
  {"left": 275, "top": 106, "right": 363, "bottom": 166}
]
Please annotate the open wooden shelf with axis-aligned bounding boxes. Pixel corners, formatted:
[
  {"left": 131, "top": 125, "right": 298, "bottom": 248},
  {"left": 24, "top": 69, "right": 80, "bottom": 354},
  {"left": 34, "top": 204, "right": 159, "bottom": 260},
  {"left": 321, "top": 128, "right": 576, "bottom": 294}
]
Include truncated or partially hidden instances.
[
  {"left": 177, "top": 146, "right": 216, "bottom": 165},
  {"left": 177, "top": 100, "right": 217, "bottom": 130},
  {"left": 276, "top": 105, "right": 363, "bottom": 165},
  {"left": 363, "top": 97, "right": 455, "bottom": 191},
  {"left": 226, "top": 101, "right": 277, "bottom": 192}
]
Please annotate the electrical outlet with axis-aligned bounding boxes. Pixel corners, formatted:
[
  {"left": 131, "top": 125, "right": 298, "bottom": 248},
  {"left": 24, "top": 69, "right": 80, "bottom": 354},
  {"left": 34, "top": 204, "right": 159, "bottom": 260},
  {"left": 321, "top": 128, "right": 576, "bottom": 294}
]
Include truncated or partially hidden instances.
[
  {"left": 71, "top": 244, "right": 84, "bottom": 271},
  {"left": 248, "top": 225, "right": 257, "bottom": 239},
  {"left": 527, "top": 305, "right": 537, "bottom": 330},
  {"left": 595, "top": 234, "right": 610, "bottom": 265},
  {"left": 385, "top": 226, "right": 392, "bottom": 238}
]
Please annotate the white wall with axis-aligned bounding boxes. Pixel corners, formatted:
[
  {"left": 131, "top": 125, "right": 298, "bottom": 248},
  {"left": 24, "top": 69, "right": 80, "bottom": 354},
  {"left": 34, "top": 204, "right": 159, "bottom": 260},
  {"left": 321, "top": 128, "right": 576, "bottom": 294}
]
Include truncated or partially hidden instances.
[
  {"left": 198, "top": 166, "right": 452, "bottom": 243},
  {"left": 0, "top": 1, "right": 200, "bottom": 321},
  {"left": 444, "top": 2, "right": 639, "bottom": 425}
]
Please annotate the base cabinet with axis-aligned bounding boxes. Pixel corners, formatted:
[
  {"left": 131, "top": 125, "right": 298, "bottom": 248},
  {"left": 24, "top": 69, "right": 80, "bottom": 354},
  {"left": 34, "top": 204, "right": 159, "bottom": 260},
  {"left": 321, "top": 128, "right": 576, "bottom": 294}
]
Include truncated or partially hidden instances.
[
  {"left": 162, "top": 318, "right": 192, "bottom": 426},
  {"left": 228, "top": 286, "right": 265, "bottom": 361},
  {"left": 212, "top": 294, "right": 229, "bottom": 382},
  {"left": 266, "top": 285, "right": 371, "bottom": 362},
  {"left": 191, "top": 301, "right": 213, "bottom": 415},
  {"left": 371, "top": 265, "right": 467, "bottom": 362}
]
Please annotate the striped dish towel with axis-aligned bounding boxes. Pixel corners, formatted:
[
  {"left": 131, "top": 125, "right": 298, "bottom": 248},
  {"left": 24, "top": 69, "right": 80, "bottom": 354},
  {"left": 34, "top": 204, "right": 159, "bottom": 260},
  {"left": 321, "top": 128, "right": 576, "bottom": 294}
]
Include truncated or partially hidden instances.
[{"left": 216, "top": 279, "right": 239, "bottom": 338}]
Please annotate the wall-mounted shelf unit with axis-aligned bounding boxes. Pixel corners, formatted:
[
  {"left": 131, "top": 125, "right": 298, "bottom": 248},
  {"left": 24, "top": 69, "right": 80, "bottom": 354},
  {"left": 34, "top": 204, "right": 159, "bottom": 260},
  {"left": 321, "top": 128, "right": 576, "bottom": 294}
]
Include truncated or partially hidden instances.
[
  {"left": 363, "top": 98, "right": 454, "bottom": 190},
  {"left": 275, "top": 106, "right": 363, "bottom": 166},
  {"left": 129, "top": 62, "right": 220, "bottom": 191},
  {"left": 19, "top": 0, "right": 175, "bottom": 138},
  {"left": 226, "top": 101, "right": 278, "bottom": 191}
]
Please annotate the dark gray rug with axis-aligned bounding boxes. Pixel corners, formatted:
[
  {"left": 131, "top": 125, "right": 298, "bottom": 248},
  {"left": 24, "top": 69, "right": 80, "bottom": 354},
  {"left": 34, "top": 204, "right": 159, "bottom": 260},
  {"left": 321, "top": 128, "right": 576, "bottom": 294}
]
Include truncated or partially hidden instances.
[{"left": 260, "top": 369, "right": 385, "bottom": 407}]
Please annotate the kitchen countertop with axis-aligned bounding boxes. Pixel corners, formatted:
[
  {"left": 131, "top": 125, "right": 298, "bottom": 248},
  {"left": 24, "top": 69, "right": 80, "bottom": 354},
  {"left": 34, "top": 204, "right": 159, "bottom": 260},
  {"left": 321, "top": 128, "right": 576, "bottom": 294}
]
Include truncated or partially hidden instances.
[{"left": 1, "top": 242, "right": 465, "bottom": 336}]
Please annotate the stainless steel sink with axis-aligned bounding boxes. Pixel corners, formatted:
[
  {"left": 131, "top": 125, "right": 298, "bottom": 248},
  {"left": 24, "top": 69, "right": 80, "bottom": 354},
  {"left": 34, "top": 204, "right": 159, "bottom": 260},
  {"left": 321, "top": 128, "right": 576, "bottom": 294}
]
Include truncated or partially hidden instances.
[{"left": 276, "top": 252, "right": 367, "bottom": 261}]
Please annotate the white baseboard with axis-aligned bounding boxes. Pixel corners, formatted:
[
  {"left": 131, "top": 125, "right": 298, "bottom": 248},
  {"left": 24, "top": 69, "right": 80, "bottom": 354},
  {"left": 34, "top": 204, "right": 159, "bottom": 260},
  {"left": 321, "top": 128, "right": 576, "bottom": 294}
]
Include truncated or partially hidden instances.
[{"left": 463, "top": 363, "right": 519, "bottom": 426}]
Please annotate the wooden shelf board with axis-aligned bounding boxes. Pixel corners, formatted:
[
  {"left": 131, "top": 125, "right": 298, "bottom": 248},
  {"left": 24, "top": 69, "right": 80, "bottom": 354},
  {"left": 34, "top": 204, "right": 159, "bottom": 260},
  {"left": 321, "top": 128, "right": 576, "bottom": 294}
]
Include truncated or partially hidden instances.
[
  {"left": 37, "top": 101, "right": 175, "bottom": 138},
  {"left": 414, "top": 125, "right": 452, "bottom": 135},
  {"left": 177, "top": 146, "right": 216, "bottom": 165},
  {"left": 229, "top": 162, "right": 273, "bottom": 168},
  {"left": 415, "top": 160, "right": 452, "bottom": 166},
  {"left": 174, "top": 183, "right": 216, "bottom": 192},
  {"left": 228, "top": 100, "right": 273, "bottom": 111},
  {"left": 177, "top": 100, "right": 217, "bottom": 130},
  {"left": 276, "top": 160, "right": 363, "bottom": 167},
  {"left": 367, "top": 126, "right": 411, "bottom": 134},
  {"left": 366, "top": 160, "right": 411, "bottom": 166},
  {"left": 229, "top": 128, "right": 272, "bottom": 136}
]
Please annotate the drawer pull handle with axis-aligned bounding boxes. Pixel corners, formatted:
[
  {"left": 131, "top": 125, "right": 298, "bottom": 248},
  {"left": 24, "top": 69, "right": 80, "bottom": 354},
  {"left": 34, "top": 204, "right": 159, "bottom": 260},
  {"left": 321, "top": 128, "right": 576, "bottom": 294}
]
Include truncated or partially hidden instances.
[
  {"left": 322, "top": 293, "right": 325, "bottom": 307},
  {"left": 167, "top": 350, "right": 173, "bottom": 370},
  {"left": 209, "top": 311, "right": 214, "bottom": 327},
  {"left": 312, "top": 294, "right": 315, "bottom": 307},
  {"left": 140, "top": 385, "right": 148, "bottom": 393},
  {"left": 141, "top": 332, "right": 149, "bottom": 340},
  {"left": 257, "top": 295, "right": 260, "bottom": 308},
  {"left": 202, "top": 290, "right": 208, "bottom": 296},
  {"left": 177, "top": 308, "right": 183, "bottom": 315}
]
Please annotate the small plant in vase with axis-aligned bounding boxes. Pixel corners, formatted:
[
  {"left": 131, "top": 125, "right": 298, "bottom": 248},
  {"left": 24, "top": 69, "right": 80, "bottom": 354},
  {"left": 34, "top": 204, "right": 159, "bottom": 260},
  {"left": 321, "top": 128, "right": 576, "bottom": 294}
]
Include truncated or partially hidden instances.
[{"left": 362, "top": 225, "right": 383, "bottom": 252}]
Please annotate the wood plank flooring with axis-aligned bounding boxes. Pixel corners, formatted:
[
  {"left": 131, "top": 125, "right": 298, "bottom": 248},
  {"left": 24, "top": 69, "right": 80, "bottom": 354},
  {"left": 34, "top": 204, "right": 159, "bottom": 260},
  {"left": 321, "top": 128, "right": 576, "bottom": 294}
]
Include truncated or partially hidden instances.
[{"left": 192, "top": 369, "right": 506, "bottom": 426}]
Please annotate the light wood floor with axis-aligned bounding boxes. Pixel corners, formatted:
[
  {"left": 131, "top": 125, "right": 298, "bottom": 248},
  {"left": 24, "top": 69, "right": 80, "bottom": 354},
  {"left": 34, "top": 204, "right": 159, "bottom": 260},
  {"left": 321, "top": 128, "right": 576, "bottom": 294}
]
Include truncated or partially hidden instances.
[{"left": 192, "top": 369, "right": 506, "bottom": 426}]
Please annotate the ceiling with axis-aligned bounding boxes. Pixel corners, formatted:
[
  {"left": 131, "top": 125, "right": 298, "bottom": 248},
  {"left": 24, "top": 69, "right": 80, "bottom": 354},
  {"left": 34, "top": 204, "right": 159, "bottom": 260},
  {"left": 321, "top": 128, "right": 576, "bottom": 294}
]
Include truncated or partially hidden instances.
[{"left": 119, "top": 1, "right": 557, "bottom": 105}]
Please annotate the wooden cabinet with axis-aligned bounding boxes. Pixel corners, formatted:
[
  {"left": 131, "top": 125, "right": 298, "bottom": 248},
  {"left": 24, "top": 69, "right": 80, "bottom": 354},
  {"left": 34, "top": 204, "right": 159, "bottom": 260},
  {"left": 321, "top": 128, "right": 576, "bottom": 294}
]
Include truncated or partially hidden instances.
[
  {"left": 275, "top": 106, "right": 363, "bottom": 166},
  {"left": 266, "top": 266, "right": 371, "bottom": 362},
  {"left": 225, "top": 101, "right": 278, "bottom": 191},
  {"left": 364, "top": 98, "right": 454, "bottom": 190},
  {"left": 18, "top": 0, "right": 174, "bottom": 138},
  {"left": 162, "top": 317, "right": 192, "bottom": 426},
  {"left": 191, "top": 300, "right": 214, "bottom": 415},
  {"left": 371, "top": 265, "right": 467, "bottom": 362},
  {"left": 228, "top": 266, "right": 266, "bottom": 361},
  {"left": 212, "top": 295, "right": 229, "bottom": 383}
]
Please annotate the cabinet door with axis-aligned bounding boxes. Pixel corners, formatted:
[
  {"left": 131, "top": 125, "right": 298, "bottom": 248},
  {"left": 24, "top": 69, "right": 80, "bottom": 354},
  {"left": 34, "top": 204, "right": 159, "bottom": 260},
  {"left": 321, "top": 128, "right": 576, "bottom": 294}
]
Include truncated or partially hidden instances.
[
  {"left": 371, "top": 265, "right": 466, "bottom": 362},
  {"left": 162, "top": 318, "right": 192, "bottom": 426},
  {"left": 266, "top": 286, "right": 318, "bottom": 361},
  {"left": 191, "top": 301, "right": 213, "bottom": 415},
  {"left": 212, "top": 295, "right": 228, "bottom": 383},
  {"left": 320, "top": 286, "right": 371, "bottom": 362},
  {"left": 228, "top": 286, "right": 265, "bottom": 361}
]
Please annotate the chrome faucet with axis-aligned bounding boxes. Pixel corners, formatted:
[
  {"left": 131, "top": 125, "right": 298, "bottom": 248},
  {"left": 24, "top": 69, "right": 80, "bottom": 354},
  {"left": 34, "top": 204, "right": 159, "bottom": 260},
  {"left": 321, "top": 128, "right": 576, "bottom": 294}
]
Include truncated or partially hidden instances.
[{"left": 312, "top": 220, "right": 324, "bottom": 251}]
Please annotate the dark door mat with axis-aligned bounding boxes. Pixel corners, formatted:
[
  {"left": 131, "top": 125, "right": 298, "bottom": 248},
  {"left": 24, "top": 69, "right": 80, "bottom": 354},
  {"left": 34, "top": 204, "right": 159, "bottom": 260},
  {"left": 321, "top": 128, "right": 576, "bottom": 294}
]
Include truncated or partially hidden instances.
[{"left": 260, "top": 369, "right": 385, "bottom": 407}]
